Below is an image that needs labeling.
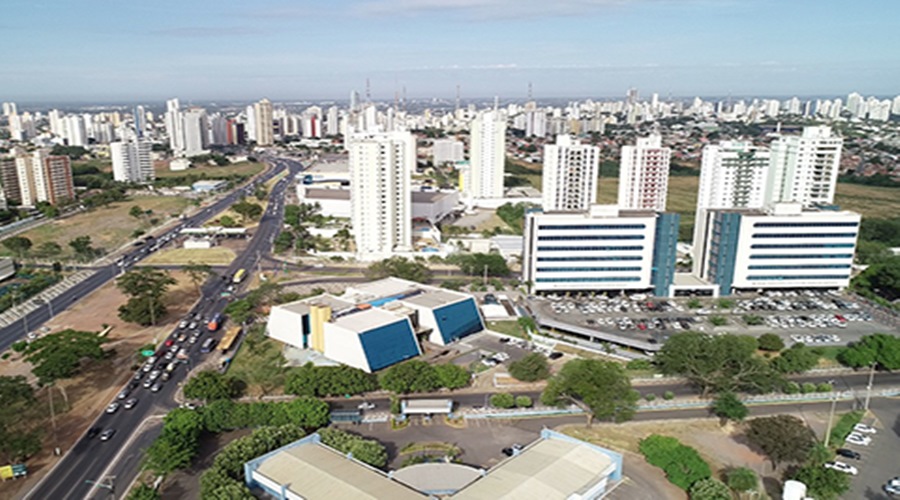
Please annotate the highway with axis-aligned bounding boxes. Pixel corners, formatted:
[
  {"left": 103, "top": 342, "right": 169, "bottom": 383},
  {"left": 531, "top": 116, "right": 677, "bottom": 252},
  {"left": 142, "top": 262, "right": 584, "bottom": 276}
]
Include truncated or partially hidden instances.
[{"left": 22, "top": 155, "right": 304, "bottom": 500}]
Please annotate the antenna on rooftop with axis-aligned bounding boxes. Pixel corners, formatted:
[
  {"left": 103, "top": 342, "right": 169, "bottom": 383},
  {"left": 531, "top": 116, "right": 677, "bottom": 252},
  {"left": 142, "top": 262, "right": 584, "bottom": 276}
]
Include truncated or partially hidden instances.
[
  {"left": 366, "top": 78, "right": 371, "bottom": 102},
  {"left": 528, "top": 81, "right": 533, "bottom": 100}
]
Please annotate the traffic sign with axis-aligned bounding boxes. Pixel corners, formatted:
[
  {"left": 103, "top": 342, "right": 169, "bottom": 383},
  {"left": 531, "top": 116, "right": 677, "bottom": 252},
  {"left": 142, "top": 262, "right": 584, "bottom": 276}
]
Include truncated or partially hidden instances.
[{"left": 141, "top": 350, "right": 155, "bottom": 357}]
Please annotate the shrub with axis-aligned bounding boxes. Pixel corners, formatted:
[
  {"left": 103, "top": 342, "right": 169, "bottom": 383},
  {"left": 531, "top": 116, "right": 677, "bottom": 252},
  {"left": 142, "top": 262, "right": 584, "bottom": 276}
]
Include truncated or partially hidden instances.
[
  {"left": 816, "top": 382, "right": 833, "bottom": 392},
  {"left": 663, "top": 391, "right": 675, "bottom": 400},
  {"left": 515, "top": 395, "right": 533, "bottom": 408},
  {"left": 508, "top": 353, "right": 550, "bottom": 382},
  {"left": 638, "top": 434, "right": 711, "bottom": 490},
  {"left": 783, "top": 381, "right": 800, "bottom": 394},
  {"left": 644, "top": 393, "right": 656, "bottom": 402},
  {"left": 626, "top": 359, "right": 654, "bottom": 371},
  {"left": 800, "top": 382, "right": 817, "bottom": 394},
  {"left": 757, "top": 333, "right": 784, "bottom": 351},
  {"left": 490, "top": 393, "right": 516, "bottom": 409},
  {"left": 708, "top": 315, "right": 728, "bottom": 327},
  {"left": 318, "top": 428, "right": 387, "bottom": 468},
  {"left": 828, "top": 410, "right": 864, "bottom": 446}
]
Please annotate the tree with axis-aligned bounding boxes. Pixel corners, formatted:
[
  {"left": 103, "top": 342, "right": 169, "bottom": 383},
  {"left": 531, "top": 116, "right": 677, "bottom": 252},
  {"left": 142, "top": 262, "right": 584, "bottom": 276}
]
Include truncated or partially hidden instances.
[
  {"left": 771, "top": 343, "right": 820, "bottom": 374},
  {"left": 273, "top": 231, "right": 295, "bottom": 253},
  {"left": 129, "top": 205, "right": 144, "bottom": 220},
  {"left": 837, "top": 333, "right": 900, "bottom": 370},
  {"left": 184, "top": 261, "right": 215, "bottom": 294},
  {"left": 284, "top": 363, "right": 378, "bottom": 397},
  {"left": 726, "top": 467, "right": 758, "bottom": 495},
  {"left": 0, "top": 376, "right": 41, "bottom": 463},
  {"left": 116, "top": 267, "right": 177, "bottom": 325},
  {"left": 144, "top": 408, "right": 204, "bottom": 474},
  {"left": 541, "top": 359, "right": 638, "bottom": 423},
  {"left": 508, "top": 352, "right": 550, "bottom": 382},
  {"left": 689, "top": 478, "right": 732, "bottom": 500},
  {"left": 126, "top": 484, "right": 160, "bottom": 500},
  {"left": 220, "top": 215, "right": 238, "bottom": 228},
  {"left": 852, "top": 256, "right": 900, "bottom": 302},
  {"left": 232, "top": 200, "right": 263, "bottom": 224},
  {"left": 791, "top": 464, "right": 850, "bottom": 500},
  {"left": 184, "top": 371, "right": 240, "bottom": 402},
  {"left": 36, "top": 241, "right": 62, "bottom": 258},
  {"left": 757, "top": 333, "right": 784, "bottom": 352},
  {"left": 365, "top": 257, "right": 432, "bottom": 283},
  {"left": 3, "top": 236, "right": 32, "bottom": 258},
  {"left": 68, "top": 235, "right": 99, "bottom": 262},
  {"left": 711, "top": 392, "right": 748, "bottom": 422},
  {"left": 638, "top": 434, "right": 711, "bottom": 490},
  {"left": 655, "top": 332, "right": 781, "bottom": 396},
  {"left": 434, "top": 363, "right": 470, "bottom": 389},
  {"left": 490, "top": 392, "right": 516, "bottom": 408},
  {"left": 746, "top": 415, "right": 816, "bottom": 467},
  {"left": 446, "top": 253, "right": 510, "bottom": 277},
  {"left": 515, "top": 395, "right": 533, "bottom": 407},
  {"left": 318, "top": 428, "right": 387, "bottom": 468},
  {"left": 223, "top": 299, "right": 255, "bottom": 324},
  {"left": 742, "top": 314, "right": 765, "bottom": 326},
  {"left": 379, "top": 360, "right": 440, "bottom": 393},
  {"left": 20, "top": 329, "right": 107, "bottom": 384}
]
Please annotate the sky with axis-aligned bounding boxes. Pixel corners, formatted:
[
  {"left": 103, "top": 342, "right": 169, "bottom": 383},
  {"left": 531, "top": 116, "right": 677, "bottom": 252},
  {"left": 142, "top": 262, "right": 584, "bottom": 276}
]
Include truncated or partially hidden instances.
[{"left": 3, "top": 0, "right": 899, "bottom": 103}]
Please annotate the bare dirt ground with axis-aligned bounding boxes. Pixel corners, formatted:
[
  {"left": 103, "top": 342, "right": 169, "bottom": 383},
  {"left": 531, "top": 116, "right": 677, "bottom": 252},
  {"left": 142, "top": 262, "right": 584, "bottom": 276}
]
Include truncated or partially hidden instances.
[{"left": 0, "top": 271, "right": 200, "bottom": 499}]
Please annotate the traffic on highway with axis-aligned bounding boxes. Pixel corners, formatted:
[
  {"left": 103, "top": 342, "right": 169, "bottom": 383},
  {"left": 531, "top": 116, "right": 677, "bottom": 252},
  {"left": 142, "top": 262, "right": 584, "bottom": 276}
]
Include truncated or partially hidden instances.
[{"left": 24, "top": 155, "right": 305, "bottom": 500}]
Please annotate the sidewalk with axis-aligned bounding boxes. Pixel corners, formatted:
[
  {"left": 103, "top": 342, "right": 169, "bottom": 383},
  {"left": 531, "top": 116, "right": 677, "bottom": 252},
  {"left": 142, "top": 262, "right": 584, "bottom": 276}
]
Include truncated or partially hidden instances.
[{"left": 0, "top": 270, "right": 95, "bottom": 328}]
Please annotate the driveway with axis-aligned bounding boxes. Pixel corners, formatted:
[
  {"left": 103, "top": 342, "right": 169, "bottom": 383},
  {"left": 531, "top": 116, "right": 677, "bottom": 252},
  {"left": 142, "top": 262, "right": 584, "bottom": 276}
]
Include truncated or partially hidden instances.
[{"left": 843, "top": 398, "right": 900, "bottom": 500}]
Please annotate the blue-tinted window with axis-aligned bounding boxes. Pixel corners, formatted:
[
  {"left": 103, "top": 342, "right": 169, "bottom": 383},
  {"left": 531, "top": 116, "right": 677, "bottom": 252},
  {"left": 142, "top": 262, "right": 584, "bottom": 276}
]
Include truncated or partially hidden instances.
[
  {"left": 537, "top": 235, "right": 645, "bottom": 241},
  {"left": 537, "top": 224, "right": 646, "bottom": 230},
  {"left": 432, "top": 299, "right": 483, "bottom": 344},
  {"left": 536, "top": 266, "right": 642, "bottom": 272},
  {"left": 752, "top": 222, "right": 858, "bottom": 228},
  {"left": 750, "top": 243, "right": 855, "bottom": 249},
  {"left": 747, "top": 264, "right": 851, "bottom": 270},
  {"left": 537, "top": 256, "right": 642, "bottom": 262},
  {"left": 358, "top": 320, "right": 420, "bottom": 371},
  {"left": 751, "top": 233, "right": 857, "bottom": 239},
  {"left": 749, "top": 254, "right": 853, "bottom": 259},
  {"left": 535, "top": 277, "right": 642, "bottom": 283},
  {"left": 536, "top": 246, "right": 643, "bottom": 251},
  {"left": 746, "top": 275, "right": 850, "bottom": 281}
]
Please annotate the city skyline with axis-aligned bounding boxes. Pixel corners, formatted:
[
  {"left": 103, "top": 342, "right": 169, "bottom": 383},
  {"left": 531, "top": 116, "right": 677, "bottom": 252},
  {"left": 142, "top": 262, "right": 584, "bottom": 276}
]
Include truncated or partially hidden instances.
[{"left": 3, "top": 0, "right": 899, "bottom": 102}]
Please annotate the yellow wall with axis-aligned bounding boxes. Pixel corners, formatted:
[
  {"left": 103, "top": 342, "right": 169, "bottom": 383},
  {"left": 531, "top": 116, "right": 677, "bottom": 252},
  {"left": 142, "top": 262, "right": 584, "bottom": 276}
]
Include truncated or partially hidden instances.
[{"left": 309, "top": 304, "right": 331, "bottom": 353}]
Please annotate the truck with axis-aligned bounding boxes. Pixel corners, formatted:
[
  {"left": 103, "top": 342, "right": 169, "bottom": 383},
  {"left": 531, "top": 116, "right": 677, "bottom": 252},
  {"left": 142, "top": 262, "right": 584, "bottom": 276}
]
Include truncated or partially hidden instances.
[{"left": 232, "top": 269, "right": 247, "bottom": 284}]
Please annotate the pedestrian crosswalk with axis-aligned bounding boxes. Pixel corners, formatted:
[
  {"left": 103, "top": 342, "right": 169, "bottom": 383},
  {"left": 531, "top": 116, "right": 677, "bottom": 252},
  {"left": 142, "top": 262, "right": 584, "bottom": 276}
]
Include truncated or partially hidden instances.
[{"left": 0, "top": 270, "right": 95, "bottom": 328}]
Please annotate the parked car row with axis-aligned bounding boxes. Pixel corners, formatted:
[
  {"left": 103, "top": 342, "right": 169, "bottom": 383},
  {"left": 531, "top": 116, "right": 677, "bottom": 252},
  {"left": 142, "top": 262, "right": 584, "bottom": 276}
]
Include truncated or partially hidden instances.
[
  {"left": 789, "top": 333, "right": 841, "bottom": 344},
  {"left": 765, "top": 313, "right": 858, "bottom": 330}
]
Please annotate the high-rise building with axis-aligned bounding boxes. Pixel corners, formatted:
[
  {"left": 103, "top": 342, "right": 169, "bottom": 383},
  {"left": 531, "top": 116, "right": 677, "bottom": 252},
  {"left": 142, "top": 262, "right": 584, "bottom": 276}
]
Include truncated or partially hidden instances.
[
  {"left": 0, "top": 157, "right": 22, "bottom": 206},
  {"left": 1, "top": 102, "right": 16, "bottom": 117},
  {"left": 766, "top": 126, "right": 842, "bottom": 208},
  {"left": 182, "top": 108, "right": 209, "bottom": 157},
  {"left": 692, "top": 141, "right": 771, "bottom": 275},
  {"left": 541, "top": 135, "right": 599, "bottom": 212},
  {"left": 165, "top": 98, "right": 184, "bottom": 153},
  {"left": 432, "top": 139, "right": 465, "bottom": 166},
  {"left": 326, "top": 106, "right": 340, "bottom": 136},
  {"left": 466, "top": 110, "right": 506, "bottom": 199},
  {"left": 617, "top": 134, "right": 671, "bottom": 212},
  {"left": 13, "top": 152, "right": 37, "bottom": 207},
  {"left": 134, "top": 105, "right": 146, "bottom": 138},
  {"left": 34, "top": 152, "right": 74, "bottom": 205},
  {"left": 348, "top": 131, "right": 414, "bottom": 260},
  {"left": 111, "top": 140, "right": 154, "bottom": 184},
  {"left": 253, "top": 98, "right": 274, "bottom": 146},
  {"left": 64, "top": 115, "right": 88, "bottom": 147}
]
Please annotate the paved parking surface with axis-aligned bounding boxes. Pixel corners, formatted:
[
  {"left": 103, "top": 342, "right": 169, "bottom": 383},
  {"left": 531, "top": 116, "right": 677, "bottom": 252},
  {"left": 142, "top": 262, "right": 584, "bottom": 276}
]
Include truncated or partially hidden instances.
[{"left": 844, "top": 398, "right": 900, "bottom": 499}]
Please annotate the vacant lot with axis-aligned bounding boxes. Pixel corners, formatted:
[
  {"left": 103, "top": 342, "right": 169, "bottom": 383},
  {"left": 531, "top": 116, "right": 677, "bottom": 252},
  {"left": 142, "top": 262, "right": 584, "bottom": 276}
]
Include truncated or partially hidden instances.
[
  {"left": 142, "top": 247, "right": 237, "bottom": 266},
  {"left": 0, "top": 270, "right": 199, "bottom": 499},
  {"left": 2, "top": 195, "right": 191, "bottom": 259},
  {"left": 154, "top": 160, "right": 266, "bottom": 179}
]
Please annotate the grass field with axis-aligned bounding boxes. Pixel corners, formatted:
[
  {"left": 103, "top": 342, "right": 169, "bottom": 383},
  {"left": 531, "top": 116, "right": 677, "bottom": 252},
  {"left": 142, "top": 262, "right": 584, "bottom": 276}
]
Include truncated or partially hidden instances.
[
  {"left": 154, "top": 161, "right": 266, "bottom": 179},
  {"left": 141, "top": 247, "right": 236, "bottom": 266},
  {"left": 2, "top": 196, "right": 191, "bottom": 259},
  {"left": 486, "top": 320, "right": 529, "bottom": 339}
]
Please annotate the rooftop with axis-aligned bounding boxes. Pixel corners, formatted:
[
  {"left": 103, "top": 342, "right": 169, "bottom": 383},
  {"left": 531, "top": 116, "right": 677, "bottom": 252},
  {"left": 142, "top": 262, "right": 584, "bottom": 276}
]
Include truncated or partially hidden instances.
[
  {"left": 304, "top": 187, "right": 351, "bottom": 200},
  {"left": 401, "top": 289, "right": 466, "bottom": 309},
  {"left": 411, "top": 191, "right": 456, "bottom": 203},
  {"left": 307, "top": 159, "right": 349, "bottom": 174},
  {"left": 332, "top": 307, "right": 407, "bottom": 332}
]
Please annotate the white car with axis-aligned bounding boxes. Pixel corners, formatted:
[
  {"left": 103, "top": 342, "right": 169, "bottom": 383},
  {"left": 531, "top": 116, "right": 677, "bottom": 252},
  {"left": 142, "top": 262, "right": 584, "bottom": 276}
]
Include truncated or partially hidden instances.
[
  {"left": 357, "top": 402, "right": 375, "bottom": 410},
  {"left": 845, "top": 433, "right": 872, "bottom": 446},
  {"left": 853, "top": 423, "right": 877, "bottom": 434},
  {"left": 824, "top": 461, "right": 859, "bottom": 475},
  {"left": 106, "top": 402, "right": 120, "bottom": 414}
]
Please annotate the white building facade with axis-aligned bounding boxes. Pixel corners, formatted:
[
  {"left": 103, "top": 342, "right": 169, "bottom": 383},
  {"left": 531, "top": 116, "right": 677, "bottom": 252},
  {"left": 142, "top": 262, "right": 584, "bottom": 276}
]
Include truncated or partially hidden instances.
[
  {"left": 111, "top": 140, "right": 154, "bottom": 183},
  {"left": 541, "top": 135, "right": 599, "bottom": 212},
  {"left": 348, "top": 131, "right": 414, "bottom": 260},
  {"left": 697, "top": 203, "right": 860, "bottom": 295},
  {"left": 466, "top": 110, "right": 506, "bottom": 199},
  {"left": 766, "top": 126, "right": 842, "bottom": 207},
  {"left": 617, "top": 134, "right": 671, "bottom": 212}
]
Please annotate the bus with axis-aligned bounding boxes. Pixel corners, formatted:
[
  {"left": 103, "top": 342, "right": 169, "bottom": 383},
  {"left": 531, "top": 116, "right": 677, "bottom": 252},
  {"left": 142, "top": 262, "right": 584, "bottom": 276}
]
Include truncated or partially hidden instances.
[
  {"left": 232, "top": 269, "right": 247, "bottom": 284},
  {"left": 218, "top": 326, "right": 242, "bottom": 353},
  {"left": 207, "top": 313, "right": 223, "bottom": 332}
]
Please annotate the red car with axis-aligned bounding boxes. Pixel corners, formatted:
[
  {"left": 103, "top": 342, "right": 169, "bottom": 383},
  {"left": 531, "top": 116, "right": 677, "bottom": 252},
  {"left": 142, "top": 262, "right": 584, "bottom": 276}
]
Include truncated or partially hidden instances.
[
  {"left": 834, "top": 314, "right": 847, "bottom": 323},
  {"left": 164, "top": 339, "right": 175, "bottom": 347}
]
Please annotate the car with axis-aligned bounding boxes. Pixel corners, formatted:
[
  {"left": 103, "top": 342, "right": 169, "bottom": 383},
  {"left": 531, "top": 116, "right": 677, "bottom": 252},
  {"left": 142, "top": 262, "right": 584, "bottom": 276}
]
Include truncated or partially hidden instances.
[
  {"left": 548, "top": 352, "right": 564, "bottom": 360},
  {"left": 180, "top": 402, "right": 198, "bottom": 410},
  {"left": 885, "top": 483, "right": 900, "bottom": 496},
  {"left": 177, "top": 334, "right": 187, "bottom": 343},
  {"left": 143, "top": 378, "right": 154, "bottom": 389},
  {"left": 132, "top": 370, "right": 144, "bottom": 381},
  {"left": 845, "top": 433, "right": 872, "bottom": 446},
  {"left": 164, "top": 351, "right": 175, "bottom": 361},
  {"left": 189, "top": 335, "right": 199, "bottom": 344},
  {"left": 99, "top": 429, "right": 116, "bottom": 441},
  {"left": 824, "top": 461, "right": 858, "bottom": 475},
  {"left": 150, "top": 382, "right": 163, "bottom": 392},
  {"left": 124, "top": 398, "right": 138, "bottom": 409},
  {"left": 188, "top": 321, "right": 198, "bottom": 330},
  {"left": 358, "top": 402, "right": 375, "bottom": 410},
  {"left": 501, "top": 444, "right": 523, "bottom": 457},
  {"left": 117, "top": 388, "right": 130, "bottom": 400},
  {"left": 853, "top": 423, "right": 877, "bottom": 434},
  {"left": 178, "top": 320, "right": 189, "bottom": 329},
  {"left": 86, "top": 427, "right": 101, "bottom": 439},
  {"left": 106, "top": 402, "right": 120, "bottom": 413},
  {"left": 835, "top": 448, "right": 861, "bottom": 460},
  {"left": 164, "top": 339, "right": 175, "bottom": 347}
]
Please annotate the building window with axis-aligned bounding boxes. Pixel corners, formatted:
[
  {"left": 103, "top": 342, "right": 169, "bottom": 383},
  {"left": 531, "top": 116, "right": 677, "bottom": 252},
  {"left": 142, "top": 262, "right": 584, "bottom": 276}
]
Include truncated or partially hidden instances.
[
  {"left": 751, "top": 233, "right": 857, "bottom": 239},
  {"left": 535, "top": 277, "right": 643, "bottom": 283},
  {"left": 536, "top": 266, "right": 643, "bottom": 272},
  {"left": 746, "top": 274, "right": 851, "bottom": 281},
  {"left": 535, "top": 246, "right": 644, "bottom": 251}
]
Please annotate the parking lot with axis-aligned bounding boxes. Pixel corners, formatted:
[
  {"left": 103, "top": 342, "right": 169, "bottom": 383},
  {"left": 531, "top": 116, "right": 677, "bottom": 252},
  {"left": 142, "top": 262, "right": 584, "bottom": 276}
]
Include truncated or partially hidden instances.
[
  {"left": 844, "top": 398, "right": 900, "bottom": 499},
  {"left": 528, "top": 289, "right": 894, "bottom": 349}
]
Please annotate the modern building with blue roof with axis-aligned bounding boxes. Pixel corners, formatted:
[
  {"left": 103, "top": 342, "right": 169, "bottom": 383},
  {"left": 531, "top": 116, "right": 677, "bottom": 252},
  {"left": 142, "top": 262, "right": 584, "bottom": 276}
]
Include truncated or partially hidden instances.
[{"left": 266, "top": 278, "right": 484, "bottom": 373}]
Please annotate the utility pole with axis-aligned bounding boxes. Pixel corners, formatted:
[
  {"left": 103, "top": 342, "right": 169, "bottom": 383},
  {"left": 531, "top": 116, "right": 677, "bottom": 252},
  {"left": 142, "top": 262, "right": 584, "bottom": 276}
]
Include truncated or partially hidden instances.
[
  {"left": 863, "top": 361, "right": 876, "bottom": 411},
  {"left": 483, "top": 264, "right": 488, "bottom": 287},
  {"left": 823, "top": 390, "right": 838, "bottom": 447}
]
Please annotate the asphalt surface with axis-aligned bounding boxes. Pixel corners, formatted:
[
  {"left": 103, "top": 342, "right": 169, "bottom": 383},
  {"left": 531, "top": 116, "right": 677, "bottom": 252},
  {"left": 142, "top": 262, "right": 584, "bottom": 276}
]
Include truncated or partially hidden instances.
[{"left": 22, "top": 155, "right": 304, "bottom": 500}]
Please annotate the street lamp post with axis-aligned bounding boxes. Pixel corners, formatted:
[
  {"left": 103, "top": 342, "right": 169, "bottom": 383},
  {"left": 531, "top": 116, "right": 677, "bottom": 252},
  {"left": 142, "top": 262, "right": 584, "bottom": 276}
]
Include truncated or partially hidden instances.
[
  {"left": 823, "top": 390, "right": 838, "bottom": 448},
  {"left": 863, "top": 362, "right": 876, "bottom": 412}
]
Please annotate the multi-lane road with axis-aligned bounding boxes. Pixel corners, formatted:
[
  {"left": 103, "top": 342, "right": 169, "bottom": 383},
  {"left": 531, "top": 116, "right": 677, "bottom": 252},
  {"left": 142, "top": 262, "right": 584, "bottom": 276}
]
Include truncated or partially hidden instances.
[{"left": 21, "top": 156, "right": 303, "bottom": 500}]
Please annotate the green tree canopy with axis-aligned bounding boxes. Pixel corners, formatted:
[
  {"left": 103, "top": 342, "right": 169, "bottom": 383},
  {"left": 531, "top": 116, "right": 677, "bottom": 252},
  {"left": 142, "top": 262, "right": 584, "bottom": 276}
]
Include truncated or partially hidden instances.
[
  {"left": 689, "top": 478, "right": 732, "bottom": 500},
  {"left": 490, "top": 392, "right": 516, "bottom": 408},
  {"left": 756, "top": 333, "right": 784, "bottom": 352},
  {"left": 116, "top": 267, "right": 177, "bottom": 325},
  {"left": 638, "top": 434, "right": 711, "bottom": 490},
  {"left": 184, "top": 371, "right": 241, "bottom": 402},
  {"left": 379, "top": 360, "right": 440, "bottom": 393},
  {"left": 726, "top": 467, "right": 758, "bottom": 493},
  {"left": 434, "top": 363, "right": 471, "bottom": 389},
  {"left": 2, "top": 236, "right": 32, "bottom": 258},
  {"left": 21, "top": 329, "right": 107, "bottom": 384},
  {"left": 541, "top": 359, "right": 638, "bottom": 423},
  {"left": 232, "top": 200, "right": 263, "bottom": 223},
  {"left": 318, "top": 428, "right": 388, "bottom": 468},
  {"left": 285, "top": 363, "right": 378, "bottom": 397},
  {"left": 852, "top": 255, "right": 900, "bottom": 302},
  {"left": 771, "top": 343, "right": 820, "bottom": 374},
  {"left": 711, "top": 391, "right": 748, "bottom": 422},
  {"left": 68, "top": 235, "right": 100, "bottom": 261},
  {"left": 837, "top": 333, "right": 900, "bottom": 370},
  {"left": 508, "top": 352, "right": 551, "bottom": 382},
  {"left": 446, "top": 253, "right": 511, "bottom": 277},
  {"left": 365, "top": 257, "right": 432, "bottom": 283},
  {"left": 36, "top": 241, "right": 63, "bottom": 258},
  {"left": 746, "top": 415, "right": 816, "bottom": 467},
  {"left": 655, "top": 332, "right": 781, "bottom": 396},
  {"left": 791, "top": 464, "right": 851, "bottom": 500},
  {"left": 0, "top": 375, "right": 41, "bottom": 463}
]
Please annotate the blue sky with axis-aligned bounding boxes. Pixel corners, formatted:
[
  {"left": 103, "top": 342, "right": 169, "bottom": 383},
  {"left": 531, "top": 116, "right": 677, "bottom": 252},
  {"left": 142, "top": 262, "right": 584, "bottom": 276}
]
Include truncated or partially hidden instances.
[{"left": 3, "top": 0, "right": 899, "bottom": 102}]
